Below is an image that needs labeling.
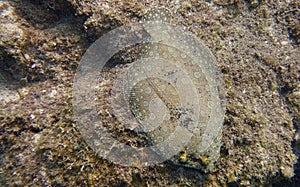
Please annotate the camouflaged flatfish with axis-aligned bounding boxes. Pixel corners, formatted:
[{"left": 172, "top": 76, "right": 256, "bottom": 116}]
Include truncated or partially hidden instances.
[
  {"left": 73, "top": 7, "right": 225, "bottom": 172},
  {"left": 113, "top": 8, "right": 225, "bottom": 172}
]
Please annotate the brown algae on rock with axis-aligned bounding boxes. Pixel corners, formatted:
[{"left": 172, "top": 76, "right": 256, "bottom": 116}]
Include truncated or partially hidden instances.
[{"left": 1, "top": 1, "right": 299, "bottom": 186}]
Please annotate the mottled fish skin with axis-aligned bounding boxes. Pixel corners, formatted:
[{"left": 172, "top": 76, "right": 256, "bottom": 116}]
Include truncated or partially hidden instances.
[
  {"left": 141, "top": 7, "right": 172, "bottom": 23},
  {"left": 120, "top": 8, "right": 225, "bottom": 172}
]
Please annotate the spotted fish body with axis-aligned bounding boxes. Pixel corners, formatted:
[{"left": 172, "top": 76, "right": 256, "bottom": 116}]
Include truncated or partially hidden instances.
[
  {"left": 120, "top": 8, "right": 225, "bottom": 172},
  {"left": 72, "top": 6, "right": 225, "bottom": 171}
]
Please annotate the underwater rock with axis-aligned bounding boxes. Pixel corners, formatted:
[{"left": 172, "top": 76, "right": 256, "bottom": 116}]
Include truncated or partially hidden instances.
[{"left": 1, "top": 1, "right": 298, "bottom": 186}]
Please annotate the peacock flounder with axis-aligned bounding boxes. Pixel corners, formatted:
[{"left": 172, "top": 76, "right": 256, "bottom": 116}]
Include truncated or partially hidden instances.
[
  {"left": 73, "top": 7, "right": 225, "bottom": 173},
  {"left": 112, "top": 8, "right": 225, "bottom": 172}
]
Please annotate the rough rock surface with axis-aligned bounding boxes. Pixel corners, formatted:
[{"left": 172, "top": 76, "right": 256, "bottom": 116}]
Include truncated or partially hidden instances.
[{"left": 0, "top": 0, "right": 299, "bottom": 186}]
